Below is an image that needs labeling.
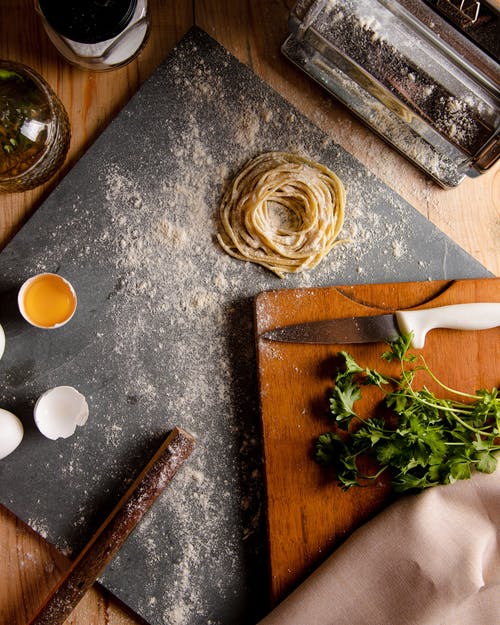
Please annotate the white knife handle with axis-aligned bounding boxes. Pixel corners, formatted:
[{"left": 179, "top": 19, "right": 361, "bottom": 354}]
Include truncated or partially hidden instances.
[{"left": 395, "top": 303, "right": 500, "bottom": 349}]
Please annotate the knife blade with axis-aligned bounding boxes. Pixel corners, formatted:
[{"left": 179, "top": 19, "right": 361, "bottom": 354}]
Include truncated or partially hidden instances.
[{"left": 261, "top": 303, "right": 500, "bottom": 349}]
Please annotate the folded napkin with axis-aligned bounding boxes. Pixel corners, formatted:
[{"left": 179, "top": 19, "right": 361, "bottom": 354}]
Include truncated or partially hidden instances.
[{"left": 258, "top": 470, "right": 500, "bottom": 625}]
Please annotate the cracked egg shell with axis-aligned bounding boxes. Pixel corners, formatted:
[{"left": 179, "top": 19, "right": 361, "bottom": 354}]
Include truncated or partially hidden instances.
[
  {"left": 0, "top": 408, "right": 24, "bottom": 459},
  {"left": 34, "top": 386, "right": 89, "bottom": 440},
  {"left": 0, "top": 323, "right": 5, "bottom": 359}
]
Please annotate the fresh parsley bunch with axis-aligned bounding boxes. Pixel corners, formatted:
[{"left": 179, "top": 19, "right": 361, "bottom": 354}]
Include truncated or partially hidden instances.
[{"left": 315, "top": 334, "right": 500, "bottom": 493}]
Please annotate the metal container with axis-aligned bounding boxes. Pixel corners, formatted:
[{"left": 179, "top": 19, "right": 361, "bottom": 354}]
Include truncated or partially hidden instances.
[{"left": 282, "top": 0, "right": 499, "bottom": 187}]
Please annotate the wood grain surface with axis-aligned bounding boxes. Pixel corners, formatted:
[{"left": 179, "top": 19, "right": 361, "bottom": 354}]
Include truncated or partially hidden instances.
[
  {"left": 0, "top": 1, "right": 498, "bottom": 624},
  {"left": 255, "top": 277, "right": 500, "bottom": 604}
]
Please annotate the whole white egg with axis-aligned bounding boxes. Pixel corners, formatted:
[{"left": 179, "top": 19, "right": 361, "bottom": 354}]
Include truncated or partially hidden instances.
[{"left": 0, "top": 408, "right": 24, "bottom": 459}]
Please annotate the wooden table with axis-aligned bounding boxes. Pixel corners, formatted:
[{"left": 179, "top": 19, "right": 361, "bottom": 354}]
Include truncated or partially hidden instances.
[{"left": 1, "top": 2, "right": 498, "bottom": 624}]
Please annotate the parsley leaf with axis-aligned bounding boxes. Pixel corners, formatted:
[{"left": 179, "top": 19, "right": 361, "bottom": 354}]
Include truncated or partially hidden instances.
[
  {"left": 314, "top": 334, "right": 500, "bottom": 493},
  {"left": 329, "top": 379, "right": 362, "bottom": 427}
]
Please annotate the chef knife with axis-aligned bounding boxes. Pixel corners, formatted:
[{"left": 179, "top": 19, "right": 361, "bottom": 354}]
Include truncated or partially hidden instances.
[{"left": 261, "top": 303, "right": 500, "bottom": 348}]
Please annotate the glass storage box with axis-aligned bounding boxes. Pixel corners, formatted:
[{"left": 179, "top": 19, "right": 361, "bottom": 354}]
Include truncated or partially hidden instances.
[{"left": 282, "top": 0, "right": 499, "bottom": 187}]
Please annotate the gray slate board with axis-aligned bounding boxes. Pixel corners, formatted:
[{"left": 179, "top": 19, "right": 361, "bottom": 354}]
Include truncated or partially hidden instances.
[{"left": 0, "top": 27, "right": 491, "bottom": 625}]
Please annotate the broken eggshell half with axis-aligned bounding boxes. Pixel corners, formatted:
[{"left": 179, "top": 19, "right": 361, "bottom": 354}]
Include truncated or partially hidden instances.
[{"left": 34, "top": 386, "right": 89, "bottom": 440}]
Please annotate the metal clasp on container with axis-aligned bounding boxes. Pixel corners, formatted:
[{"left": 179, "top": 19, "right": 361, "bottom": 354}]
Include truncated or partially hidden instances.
[{"left": 437, "top": 0, "right": 481, "bottom": 25}]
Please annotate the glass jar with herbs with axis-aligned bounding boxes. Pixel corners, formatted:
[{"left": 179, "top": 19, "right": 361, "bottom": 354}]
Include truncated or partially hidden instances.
[{"left": 0, "top": 60, "right": 70, "bottom": 193}]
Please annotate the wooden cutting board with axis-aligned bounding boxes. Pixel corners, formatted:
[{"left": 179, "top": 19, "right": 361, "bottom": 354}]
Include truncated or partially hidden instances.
[{"left": 254, "top": 277, "right": 500, "bottom": 606}]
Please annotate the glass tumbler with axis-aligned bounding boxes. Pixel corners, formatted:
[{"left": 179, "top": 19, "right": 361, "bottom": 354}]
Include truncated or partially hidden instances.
[{"left": 35, "top": 0, "right": 150, "bottom": 71}]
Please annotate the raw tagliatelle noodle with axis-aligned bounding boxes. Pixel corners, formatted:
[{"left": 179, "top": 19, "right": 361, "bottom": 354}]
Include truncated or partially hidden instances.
[{"left": 216, "top": 152, "right": 346, "bottom": 278}]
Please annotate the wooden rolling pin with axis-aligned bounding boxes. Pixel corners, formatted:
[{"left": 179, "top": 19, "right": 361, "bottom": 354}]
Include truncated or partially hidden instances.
[{"left": 26, "top": 426, "right": 196, "bottom": 625}]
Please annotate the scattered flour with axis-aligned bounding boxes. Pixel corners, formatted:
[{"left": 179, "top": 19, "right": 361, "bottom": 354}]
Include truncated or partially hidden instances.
[{"left": 4, "top": 31, "right": 464, "bottom": 625}]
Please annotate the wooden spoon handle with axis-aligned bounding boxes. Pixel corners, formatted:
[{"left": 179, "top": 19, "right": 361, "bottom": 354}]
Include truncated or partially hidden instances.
[{"left": 26, "top": 426, "right": 196, "bottom": 625}]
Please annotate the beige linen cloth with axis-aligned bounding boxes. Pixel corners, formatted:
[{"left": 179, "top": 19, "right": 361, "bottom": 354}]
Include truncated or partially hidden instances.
[{"left": 258, "top": 470, "right": 500, "bottom": 625}]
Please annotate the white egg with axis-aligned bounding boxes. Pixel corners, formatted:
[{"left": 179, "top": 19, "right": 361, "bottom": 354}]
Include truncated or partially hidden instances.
[
  {"left": 0, "top": 323, "right": 5, "bottom": 360},
  {"left": 34, "top": 386, "right": 89, "bottom": 440},
  {"left": 0, "top": 408, "right": 24, "bottom": 459}
]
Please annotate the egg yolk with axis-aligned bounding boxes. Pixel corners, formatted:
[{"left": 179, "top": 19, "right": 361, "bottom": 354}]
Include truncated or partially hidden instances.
[{"left": 22, "top": 274, "right": 76, "bottom": 328}]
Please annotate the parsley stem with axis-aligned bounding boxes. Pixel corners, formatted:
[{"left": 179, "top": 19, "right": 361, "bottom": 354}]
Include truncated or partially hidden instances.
[
  {"left": 417, "top": 355, "right": 477, "bottom": 400},
  {"left": 397, "top": 389, "right": 492, "bottom": 435},
  {"left": 357, "top": 466, "right": 387, "bottom": 481}
]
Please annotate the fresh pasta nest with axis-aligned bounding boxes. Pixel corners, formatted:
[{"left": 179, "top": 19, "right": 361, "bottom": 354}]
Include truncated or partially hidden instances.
[{"left": 216, "top": 152, "right": 345, "bottom": 278}]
